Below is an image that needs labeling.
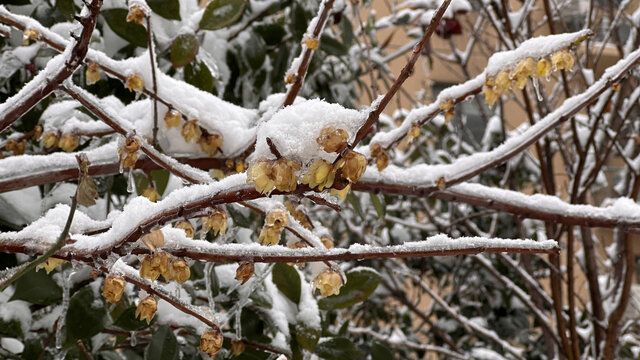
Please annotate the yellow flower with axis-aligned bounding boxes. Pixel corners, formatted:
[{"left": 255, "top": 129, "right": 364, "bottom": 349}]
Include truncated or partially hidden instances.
[
  {"left": 408, "top": 123, "right": 420, "bottom": 142},
  {"left": 202, "top": 209, "right": 228, "bottom": 235},
  {"left": 375, "top": 151, "right": 389, "bottom": 171},
  {"left": 5, "top": 140, "right": 25, "bottom": 156},
  {"left": 175, "top": 221, "right": 194, "bottom": 238},
  {"left": 301, "top": 159, "right": 334, "bottom": 190},
  {"left": 444, "top": 109, "right": 455, "bottom": 123},
  {"left": 124, "top": 137, "right": 141, "bottom": 153},
  {"left": 139, "top": 255, "right": 160, "bottom": 281},
  {"left": 551, "top": 50, "right": 574, "bottom": 72},
  {"left": 330, "top": 183, "right": 351, "bottom": 200},
  {"left": 612, "top": 83, "right": 621, "bottom": 92},
  {"left": 142, "top": 187, "right": 160, "bottom": 202},
  {"left": 43, "top": 133, "right": 59, "bottom": 149},
  {"left": 247, "top": 160, "right": 275, "bottom": 194},
  {"left": 164, "top": 110, "right": 182, "bottom": 129},
  {"left": 22, "top": 29, "right": 39, "bottom": 46},
  {"left": 321, "top": 235, "right": 334, "bottom": 249},
  {"left": 439, "top": 98, "right": 454, "bottom": 110},
  {"left": 122, "top": 153, "right": 138, "bottom": 169},
  {"left": 510, "top": 57, "right": 535, "bottom": 90},
  {"left": 266, "top": 208, "right": 289, "bottom": 228},
  {"left": 32, "top": 125, "right": 42, "bottom": 140},
  {"left": 536, "top": 58, "right": 552, "bottom": 79},
  {"left": 436, "top": 176, "right": 446, "bottom": 189},
  {"left": 272, "top": 158, "right": 300, "bottom": 192},
  {"left": 483, "top": 86, "right": 499, "bottom": 108},
  {"left": 135, "top": 296, "right": 157, "bottom": 324},
  {"left": 305, "top": 37, "right": 319, "bottom": 50},
  {"left": 198, "top": 133, "right": 223, "bottom": 156},
  {"left": 312, "top": 269, "right": 343, "bottom": 297},
  {"left": 231, "top": 340, "right": 245, "bottom": 357},
  {"left": 126, "top": 4, "right": 147, "bottom": 25},
  {"left": 495, "top": 71, "right": 511, "bottom": 93},
  {"left": 235, "top": 161, "right": 246, "bottom": 173},
  {"left": 338, "top": 150, "right": 367, "bottom": 183},
  {"left": 36, "top": 257, "right": 66, "bottom": 274},
  {"left": 141, "top": 230, "right": 165, "bottom": 252},
  {"left": 235, "top": 261, "right": 254, "bottom": 285},
  {"left": 181, "top": 120, "right": 202, "bottom": 143},
  {"left": 200, "top": 327, "right": 224, "bottom": 358},
  {"left": 59, "top": 134, "right": 79, "bottom": 152},
  {"left": 85, "top": 63, "right": 101, "bottom": 85},
  {"left": 317, "top": 126, "right": 349, "bottom": 153},
  {"left": 102, "top": 275, "right": 126, "bottom": 304},
  {"left": 125, "top": 74, "right": 144, "bottom": 92},
  {"left": 169, "top": 259, "right": 190, "bottom": 283},
  {"left": 285, "top": 73, "right": 297, "bottom": 84},
  {"left": 259, "top": 225, "right": 281, "bottom": 246}
]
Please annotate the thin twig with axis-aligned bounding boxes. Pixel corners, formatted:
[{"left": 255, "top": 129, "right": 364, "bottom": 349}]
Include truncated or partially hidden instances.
[{"left": 146, "top": 16, "right": 159, "bottom": 146}]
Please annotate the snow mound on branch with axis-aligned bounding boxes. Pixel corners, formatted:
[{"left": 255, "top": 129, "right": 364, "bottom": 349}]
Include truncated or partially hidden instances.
[{"left": 252, "top": 99, "right": 366, "bottom": 164}]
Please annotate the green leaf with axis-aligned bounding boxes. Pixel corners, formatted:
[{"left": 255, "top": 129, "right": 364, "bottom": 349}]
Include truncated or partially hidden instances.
[
  {"left": 55, "top": 0, "right": 77, "bottom": 19},
  {"left": 254, "top": 24, "right": 287, "bottom": 46},
  {"left": 0, "top": 318, "right": 23, "bottom": 338},
  {"left": 199, "top": 0, "right": 246, "bottom": 31},
  {"left": 10, "top": 268, "right": 62, "bottom": 305},
  {"left": 184, "top": 61, "right": 215, "bottom": 93},
  {"left": 244, "top": 34, "right": 266, "bottom": 70},
  {"left": 65, "top": 287, "right": 107, "bottom": 341},
  {"left": 370, "top": 193, "right": 386, "bottom": 220},
  {"left": 290, "top": 3, "right": 309, "bottom": 38},
  {"left": 346, "top": 192, "right": 365, "bottom": 221},
  {"left": 145, "top": 325, "right": 179, "bottom": 360},
  {"left": 2, "top": 0, "right": 30, "bottom": 4},
  {"left": 170, "top": 33, "right": 199, "bottom": 68},
  {"left": 319, "top": 34, "right": 348, "bottom": 56},
  {"left": 295, "top": 322, "right": 320, "bottom": 351},
  {"left": 272, "top": 263, "right": 301, "bottom": 304},
  {"left": 113, "top": 306, "right": 152, "bottom": 331},
  {"left": 318, "top": 269, "right": 381, "bottom": 310},
  {"left": 315, "top": 338, "right": 364, "bottom": 360},
  {"left": 341, "top": 18, "right": 354, "bottom": 48},
  {"left": 226, "top": 205, "right": 252, "bottom": 228},
  {"left": 102, "top": 9, "right": 148, "bottom": 48},
  {"left": 147, "top": 0, "right": 181, "bottom": 20},
  {"left": 371, "top": 342, "right": 394, "bottom": 360}
]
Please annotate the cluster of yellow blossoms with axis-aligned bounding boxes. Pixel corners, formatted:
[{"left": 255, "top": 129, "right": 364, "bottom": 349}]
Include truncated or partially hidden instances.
[
  {"left": 165, "top": 111, "right": 224, "bottom": 157},
  {"left": 37, "top": 131, "right": 79, "bottom": 153},
  {"left": 247, "top": 126, "right": 366, "bottom": 201},
  {"left": 369, "top": 143, "right": 390, "bottom": 171},
  {"left": 482, "top": 50, "right": 575, "bottom": 108},
  {"left": 312, "top": 268, "right": 344, "bottom": 297},
  {"left": 118, "top": 137, "right": 141, "bottom": 170},
  {"left": 258, "top": 208, "right": 289, "bottom": 246}
]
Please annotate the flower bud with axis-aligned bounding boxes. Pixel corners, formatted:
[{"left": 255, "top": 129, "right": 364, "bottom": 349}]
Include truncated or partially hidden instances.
[
  {"left": 175, "top": 220, "right": 194, "bottom": 238},
  {"left": 408, "top": 123, "right": 420, "bottom": 142},
  {"left": 312, "top": 269, "right": 343, "bottom": 297},
  {"left": 305, "top": 37, "right": 319, "bottom": 50},
  {"left": 102, "top": 275, "right": 126, "bottom": 304},
  {"left": 142, "top": 187, "right": 160, "bottom": 202},
  {"left": 125, "top": 74, "right": 144, "bottom": 92},
  {"left": 536, "top": 58, "right": 552, "bottom": 79},
  {"left": 36, "top": 257, "right": 66, "bottom": 274},
  {"left": 301, "top": 159, "right": 334, "bottom": 190},
  {"left": 285, "top": 73, "right": 297, "bottom": 84},
  {"left": 259, "top": 225, "right": 281, "bottom": 246},
  {"left": 272, "top": 158, "right": 300, "bottom": 192},
  {"left": 436, "top": 176, "right": 446, "bottom": 189},
  {"left": 164, "top": 110, "right": 182, "bottom": 129},
  {"left": 181, "top": 120, "right": 202, "bottom": 143},
  {"left": 321, "top": 235, "right": 334, "bottom": 249},
  {"left": 198, "top": 133, "right": 223, "bottom": 156},
  {"left": 439, "top": 98, "right": 454, "bottom": 110},
  {"left": 510, "top": 57, "right": 535, "bottom": 90},
  {"left": 32, "top": 125, "right": 43, "bottom": 140},
  {"left": 22, "top": 29, "right": 39, "bottom": 46},
  {"left": 266, "top": 208, "right": 288, "bottom": 228},
  {"left": 169, "top": 258, "right": 190, "bottom": 283},
  {"left": 231, "top": 340, "right": 245, "bottom": 357},
  {"left": 200, "top": 327, "right": 224, "bottom": 358},
  {"left": 126, "top": 4, "right": 147, "bottom": 25},
  {"left": 86, "top": 63, "right": 101, "bottom": 85},
  {"left": 202, "top": 209, "right": 227, "bottom": 235},
  {"left": 124, "top": 137, "right": 141, "bottom": 153},
  {"left": 247, "top": 160, "right": 275, "bottom": 194},
  {"left": 339, "top": 150, "right": 367, "bottom": 183},
  {"left": 612, "top": 83, "right": 621, "bottom": 92},
  {"left": 235, "top": 261, "right": 254, "bottom": 284},
  {"left": 235, "top": 161, "right": 246, "bottom": 173},
  {"left": 140, "top": 255, "right": 160, "bottom": 281},
  {"left": 59, "top": 134, "right": 79, "bottom": 152},
  {"left": 5, "top": 140, "right": 25, "bottom": 155},
  {"left": 135, "top": 296, "right": 157, "bottom": 324},
  {"left": 317, "top": 126, "right": 349, "bottom": 153},
  {"left": 141, "top": 230, "right": 165, "bottom": 251}
]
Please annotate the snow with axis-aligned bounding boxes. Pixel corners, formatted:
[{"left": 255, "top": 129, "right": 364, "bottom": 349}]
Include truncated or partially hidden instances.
[
  {"left": 0, "top": 338, "right": 23, "bottom": 354},
  {"left": 0, "top": 289, "right": 31, "bottom": 337}
]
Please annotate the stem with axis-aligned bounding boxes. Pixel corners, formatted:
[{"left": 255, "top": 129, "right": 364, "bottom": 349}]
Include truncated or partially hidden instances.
[{"left": 146, "top": 16, "right": 159, "bottom": 147}]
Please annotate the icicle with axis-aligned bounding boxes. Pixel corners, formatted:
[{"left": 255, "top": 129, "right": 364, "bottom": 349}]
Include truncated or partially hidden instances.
[
  {"left": 235, "top": 310, "right": 241, "bottom": 340},
  {"left": 119, "top": 159, "right": 124, "bottom": 174},
  {"left": 204, "top": 263, "right": 215, "bottom": 312},
  {"left": 532, "top": 78, "right": 543, "bottom": 101},
  {"left": 55, "top": 270, "right": 72, "bottom": 349},
  {"left": 130, "top": 331, "right": 137, "bottom": 346},
  {"left": 127, "top": 170, "right": 135, "bottom": 193},
  {"left": 54, "top": 349, "right": 68, "bottom": 360}
]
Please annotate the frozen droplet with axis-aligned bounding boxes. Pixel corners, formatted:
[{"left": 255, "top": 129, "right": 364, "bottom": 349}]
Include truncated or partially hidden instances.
[
  {"left": 130, "top": 331, "right": 137, "bottom": 346},
  {"left": 532, "top": 78, "right": 543, "bottom": 101},
  {"left": 119, "top": 161, "right": 124, "bottom": 174},
  {"left": 127, "top": 170, "right": 135, "bottom": 193},
  {"left": 56, "top": 271, "right": 72, "bottom": 350}
]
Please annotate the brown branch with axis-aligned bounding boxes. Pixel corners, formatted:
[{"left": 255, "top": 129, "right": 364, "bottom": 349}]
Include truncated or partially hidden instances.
[
  {"left": 146, "top": 16, "right": 159, "bottom": 146},
  {"left": 0, "top": 0, "right": 102, "bottom": 133},
  {"left": 282, "top": 0, "right": 336, "bottom": 107},
  {"left": 76, "top": 339, "right": 93, "bottom": 360}
]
